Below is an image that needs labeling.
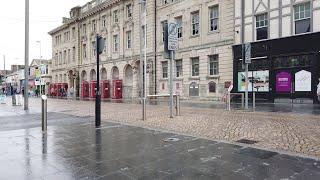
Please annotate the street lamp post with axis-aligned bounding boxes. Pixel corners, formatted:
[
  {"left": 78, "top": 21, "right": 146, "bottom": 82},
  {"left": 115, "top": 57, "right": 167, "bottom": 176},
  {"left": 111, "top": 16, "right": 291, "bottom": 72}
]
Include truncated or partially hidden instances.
[
  {"left": 241, "top": 0, "right": 249, "bottom": 110},
  {"left": 24, "top": 0, "right": 29, "bottom": 111},
  {"left": 36, "top": 41, "right": 42, "bottom": 59},
  {"left": 139, "top": 0, "right": 147, "bottom": 121},
  {"left": 36, "top": 41, "right": 42, "bottom": 96}
]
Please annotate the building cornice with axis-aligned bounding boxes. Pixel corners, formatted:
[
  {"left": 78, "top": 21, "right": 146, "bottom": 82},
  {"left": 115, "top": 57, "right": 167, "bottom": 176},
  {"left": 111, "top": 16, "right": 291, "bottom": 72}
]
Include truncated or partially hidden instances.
[{"left": 48, "top": 0, "right": 122, "bottom": 36}]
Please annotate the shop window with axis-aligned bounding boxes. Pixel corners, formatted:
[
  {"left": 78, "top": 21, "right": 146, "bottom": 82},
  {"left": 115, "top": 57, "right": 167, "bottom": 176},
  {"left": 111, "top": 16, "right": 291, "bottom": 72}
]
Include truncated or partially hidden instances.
[
  {"left": 208, "top": 82, "right": 216, "bottom": 93},
  {"left": 294, "top": 2, "right": 311, "bottom": 34},
  {"left": 256, "top": 13, "right": 268, "bottom": 40}
]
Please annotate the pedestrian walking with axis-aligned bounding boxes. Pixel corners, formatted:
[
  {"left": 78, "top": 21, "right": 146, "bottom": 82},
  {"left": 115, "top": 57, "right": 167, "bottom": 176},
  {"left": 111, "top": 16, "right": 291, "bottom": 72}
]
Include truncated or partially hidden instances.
[{"left": 317, "top": 78, "right": 320, "bottom": 102}]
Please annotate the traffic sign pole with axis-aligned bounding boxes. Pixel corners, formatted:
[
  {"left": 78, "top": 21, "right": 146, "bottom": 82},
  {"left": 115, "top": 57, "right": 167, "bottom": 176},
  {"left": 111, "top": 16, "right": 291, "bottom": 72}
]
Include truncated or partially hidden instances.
[
  {"left": 169, "top": 51, "right": 174, "bottom": 118},
  {"left": 167, "top": 22, "right": 178, "bottom": 118}
]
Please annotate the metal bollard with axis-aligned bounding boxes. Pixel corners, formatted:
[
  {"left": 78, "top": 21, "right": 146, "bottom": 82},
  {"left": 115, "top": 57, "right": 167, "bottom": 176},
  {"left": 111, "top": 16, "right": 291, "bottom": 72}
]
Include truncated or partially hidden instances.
[
  {"left": 241, "top": 93, "right": 244, "bottom": 109},
  {"left": 253, "top": 92, "right": 256, "bottom": 110},
  {"left": 175, "top": 95, "right": 180, "bottom": 116},
  {"left": 41, "top": 95, "right": 48, "bottom": 132},
  {"left": 227, "top": 92, "right": 231, "bottom": 111}
]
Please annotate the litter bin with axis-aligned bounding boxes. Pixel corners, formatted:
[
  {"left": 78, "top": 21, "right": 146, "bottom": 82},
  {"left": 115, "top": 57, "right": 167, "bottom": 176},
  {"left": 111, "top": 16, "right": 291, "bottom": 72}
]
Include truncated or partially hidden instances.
[{"left": 12, "top": 95, "right": 16, "bottom": 106}]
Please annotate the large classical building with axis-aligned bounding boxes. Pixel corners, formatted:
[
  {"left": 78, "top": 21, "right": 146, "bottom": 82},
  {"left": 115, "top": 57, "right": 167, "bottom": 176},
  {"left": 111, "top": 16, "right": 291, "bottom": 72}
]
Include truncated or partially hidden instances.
[
  {"left": 49, "top": 0, "right": 156, "bottom": 99},
  {"left": 49, "top": 0, "right": 235, "bottom": 99},
  {"left": 233, "top": 0, "right": 320, "bottom": 103}
]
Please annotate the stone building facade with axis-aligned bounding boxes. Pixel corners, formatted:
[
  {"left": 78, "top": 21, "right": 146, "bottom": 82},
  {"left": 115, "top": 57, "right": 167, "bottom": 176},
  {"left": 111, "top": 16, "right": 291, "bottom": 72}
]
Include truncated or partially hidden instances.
[
  {"left": 156, "top": 0, "right": 234, "bottom": 99},
  {"left": 49, "top": 0, "right": 235, "bottom": 99}
]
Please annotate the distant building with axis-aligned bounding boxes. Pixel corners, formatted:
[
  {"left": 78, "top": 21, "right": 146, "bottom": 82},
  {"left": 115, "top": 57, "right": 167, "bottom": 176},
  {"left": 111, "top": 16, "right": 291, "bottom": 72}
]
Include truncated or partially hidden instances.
[{"left": 29, "top": 59, "right": 52, "bottom": 95}]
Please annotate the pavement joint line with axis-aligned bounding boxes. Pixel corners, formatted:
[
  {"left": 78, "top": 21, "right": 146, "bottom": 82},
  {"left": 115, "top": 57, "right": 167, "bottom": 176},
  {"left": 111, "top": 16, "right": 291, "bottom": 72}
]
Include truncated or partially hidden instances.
[{"left": 104, "top": 118, "right": 320, "bottom": 162}]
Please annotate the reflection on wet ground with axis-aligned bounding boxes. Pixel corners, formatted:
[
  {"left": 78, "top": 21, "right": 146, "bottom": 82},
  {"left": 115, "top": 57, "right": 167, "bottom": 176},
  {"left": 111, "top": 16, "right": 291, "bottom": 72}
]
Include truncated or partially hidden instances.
[{"left": 0, "top": 113, "right": 319, "bottom": 180}]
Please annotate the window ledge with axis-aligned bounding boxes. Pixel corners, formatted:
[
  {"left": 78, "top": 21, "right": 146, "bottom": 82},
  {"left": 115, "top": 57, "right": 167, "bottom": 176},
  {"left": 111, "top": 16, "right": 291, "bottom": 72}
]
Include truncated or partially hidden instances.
[
  {"left": 190, "top": 34, "right": 200, "bottom": 38},
  {"left": 207, "top": 75, "right": 220, "bottom": 79},
  {"left": 174, "top": 77, "right": 184, "bottom": 81},
  {"left": 189, "top": 76, "right": 200, "bottom": 80},
  {"left": 159, "top": 78, "right": 168, "bottom": 81},
  {"left": 208, "top": 30, "right": 220, "bottom": 35}
]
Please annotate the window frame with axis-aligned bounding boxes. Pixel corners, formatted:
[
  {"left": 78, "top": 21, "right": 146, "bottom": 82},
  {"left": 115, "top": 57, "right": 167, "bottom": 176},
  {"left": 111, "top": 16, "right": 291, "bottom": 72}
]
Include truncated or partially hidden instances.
[
  {"left": 113, "top": 34, "right": 119, "bottom": 52},
  {"left": 175, "top": 17, "right": 183, "bottom": 39},
  {"left": 209, "top": 5, "right": 219, "bottom": 32},
  {"left": 191, "top": 11, "right": 200, "bottom": 36},
  {"left": 175, "top": 59, "right": 183, "bottom": 77},
  {"left": 126, "top": 31, "right": 132, "bottom": 49},
  {"left": 209, "top": 55, "right": 219, "bottom": 76},
  {"left": 162, "top": 61, "right": 168, "bottom": 78},
  {"left": 255, "top": 13, "right": 268, "bottom": 40},
  {"left": 294, "top": 2, "right": 311, "bottom": 34},
  {"left": 191, "top": 57, "right": 200, "bottom": 76},
  {"left": 126, "top": 4, "right": 132, "bottom": 18}
]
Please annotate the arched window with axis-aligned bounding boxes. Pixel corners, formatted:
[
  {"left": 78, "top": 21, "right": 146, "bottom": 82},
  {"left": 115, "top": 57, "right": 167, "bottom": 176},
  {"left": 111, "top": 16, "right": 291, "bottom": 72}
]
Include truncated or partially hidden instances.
[{"left": 208, "top": 81, "right": 216, "bottom": 93}]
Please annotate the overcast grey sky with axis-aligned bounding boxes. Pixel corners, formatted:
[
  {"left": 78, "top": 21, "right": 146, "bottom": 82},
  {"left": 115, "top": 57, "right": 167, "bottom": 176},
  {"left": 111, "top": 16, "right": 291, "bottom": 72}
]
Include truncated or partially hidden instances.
[{"left": 0, "top": 0, "right": 89, "bottom": 70}]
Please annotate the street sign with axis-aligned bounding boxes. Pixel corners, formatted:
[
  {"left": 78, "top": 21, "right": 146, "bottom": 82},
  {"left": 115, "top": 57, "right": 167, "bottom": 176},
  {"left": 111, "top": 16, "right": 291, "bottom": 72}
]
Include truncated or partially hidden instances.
[
  {"left": 168, "top": 23, "right": 178, "bottom": 51},
  {"left": 245, "top": 43, "right": 251, "bottom": 64}
]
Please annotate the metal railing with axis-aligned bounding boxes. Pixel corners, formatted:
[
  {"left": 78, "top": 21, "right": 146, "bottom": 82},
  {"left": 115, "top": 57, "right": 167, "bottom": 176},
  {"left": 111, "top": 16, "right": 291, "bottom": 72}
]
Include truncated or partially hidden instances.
[
  {"left": 147, "top": 94, "right": 181, "bottom": 116},
  {"left": 226, "top": 92, "right": 244, "bottom": 111}
]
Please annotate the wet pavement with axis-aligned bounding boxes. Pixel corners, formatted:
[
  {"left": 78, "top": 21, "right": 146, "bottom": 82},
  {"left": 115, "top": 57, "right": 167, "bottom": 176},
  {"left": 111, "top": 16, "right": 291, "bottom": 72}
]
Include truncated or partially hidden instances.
[
  {"left": 0, "top": 113, "right": 319, "bottom": 179},
  {"left": 180, "top": 101, "right": 320, "bottom": 115}
]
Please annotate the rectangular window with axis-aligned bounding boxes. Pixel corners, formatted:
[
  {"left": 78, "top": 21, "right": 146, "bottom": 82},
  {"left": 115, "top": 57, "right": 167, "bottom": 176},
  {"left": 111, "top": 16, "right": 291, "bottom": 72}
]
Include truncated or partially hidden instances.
[
  {"left": 256, "top": 13, "right": 268, "bottom": 40},
  {"left": 191, "top": 57, "right": 199, "bottom": 76},
  {"left": 83, "top": 44, "right": 87, "bottom": 59},
  {"left": 209, "top": 6, "right": 219, "bottom": 31},
  {"left": 103, "top": 38, "right": 107, "bottom": 53},
  {"left": 162, "top": 61, "right": 168, "bottom": 78},
  {"left": 92, "top": 41, "right": 96, "bottom": 57},
  {"left": 72, "top": 47, "right": 76, "bottom": 62},
  {"left": 126, "top": 31, "right": 132, "bottom": 49},
  {"left": 113, "top": 35, "right": 119, "bottom": 52},
  {"left": 82, "top": 24, "right": 86, "bottom": 34},
  {"left": 102, "top": 15, "right": 107, "bottom": 28},
  {"left": 175, "top": 59, "right": 182, "bottom": 77},
  {"left": 294, "top": 2, "right": 311, "bottom": 34},
  {"left": 67, "top": 49, "right": 71, "bottom": 64},
  {"left": 176, "top": 17, "right": 183, "bottom": 38},
  {"left": 59, "top": 52, "right": 62, "bottom": 64},
  {"left": 209, "top": 55, "right": 219, "bottom": 75},
  {"left": 63, "top": 50, "right": 67, "bottom": 64},
  {"left": 55, "top": 53, "right": 58, "bottom": 66},
  {"left": 126, "top": 4, "right": 132, "bottom": 18},
  {"left": 92, "top": 20, "right": 96, "bottom": 32},
  {"left": 191, "top": 12, "right": 200, "bottom": 35},
  {"left": 161, "top": 21, "right": 167, "bottom": 42},
  {"left": 113, "top": 10, "right": 119, "bottom": 23},
  {"left": 72, "top": 27, "right": 76, "bottom": 39}
]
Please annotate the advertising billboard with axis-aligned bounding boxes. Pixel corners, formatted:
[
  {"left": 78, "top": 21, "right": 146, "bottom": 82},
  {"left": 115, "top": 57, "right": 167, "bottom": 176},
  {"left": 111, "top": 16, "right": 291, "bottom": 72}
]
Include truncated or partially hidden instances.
[{"left": 238, "top": 70, "right": 269, "bottom": 92}]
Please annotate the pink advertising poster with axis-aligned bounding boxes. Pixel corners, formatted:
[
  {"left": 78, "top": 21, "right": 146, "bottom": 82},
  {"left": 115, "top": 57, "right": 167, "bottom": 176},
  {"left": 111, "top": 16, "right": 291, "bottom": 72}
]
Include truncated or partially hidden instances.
[{"left": 276, "top": 71, "right": 291, "bottom": 92}]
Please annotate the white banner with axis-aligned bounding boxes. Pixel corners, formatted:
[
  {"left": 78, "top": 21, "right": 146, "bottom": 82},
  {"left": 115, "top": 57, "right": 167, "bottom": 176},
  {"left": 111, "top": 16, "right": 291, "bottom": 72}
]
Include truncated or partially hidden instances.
[{"left": 295, "top": 70, "right": 311, "bottom": 92}]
